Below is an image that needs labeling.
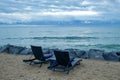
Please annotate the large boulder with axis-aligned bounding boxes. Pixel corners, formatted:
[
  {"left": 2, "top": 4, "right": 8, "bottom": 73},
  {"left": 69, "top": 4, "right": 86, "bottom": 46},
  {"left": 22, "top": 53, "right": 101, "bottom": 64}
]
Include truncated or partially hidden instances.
[
  {"left": 65, "top": 48, "right": 78, "bottom": 57},
  {"left": 49, "top": 48, "right": 60, "bottom": 55},
  {"left": 103, "top": 51, "right": 120, "bottom": 61},
  {"left": 75, "top": 50, "right": 88, "bottom": 59},
  {"left": 20, "top": 48, "right": 32, "bottom": 55},
  {"left": 0, "top": 44, "right": 10, "bottom": 53},
  {"left": 116, "top": 52, "right": 120, "bottom": 56},
  {"left": 116, "top": 51, "right": 120, "bottom": 61},
  {"left": 42, "top": 48, "right": 51, "bottom": 54},
  {"left": 8, "top": 45, "right": 25, "bottom": 54},
  {"left": 116, "top": 52, "right": 120, "bottom": 61},
  {"left": 88, "top": 49, "right": 104, "bottom": 60}
]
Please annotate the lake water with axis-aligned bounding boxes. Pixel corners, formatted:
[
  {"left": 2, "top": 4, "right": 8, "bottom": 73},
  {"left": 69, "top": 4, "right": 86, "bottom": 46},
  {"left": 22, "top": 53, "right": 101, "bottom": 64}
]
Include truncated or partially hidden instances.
[{"left": 0, "top": 25, "right": 120, "bottom": 51}]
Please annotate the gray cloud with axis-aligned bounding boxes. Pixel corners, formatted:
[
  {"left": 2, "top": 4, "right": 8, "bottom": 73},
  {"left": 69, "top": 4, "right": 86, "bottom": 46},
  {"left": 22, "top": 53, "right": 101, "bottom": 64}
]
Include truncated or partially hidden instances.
[{"left": 0, "top": 0, "right": 120, "bottom": 24}]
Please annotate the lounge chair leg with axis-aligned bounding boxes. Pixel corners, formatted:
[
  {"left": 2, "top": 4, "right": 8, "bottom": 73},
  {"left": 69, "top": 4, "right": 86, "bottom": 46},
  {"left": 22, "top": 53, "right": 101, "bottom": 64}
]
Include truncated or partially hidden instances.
[
  {"left": 29, "top": 61, "right": 33, "bottom": 65},
  {"left": 66, "top": 70, "right": 69, "bottom": 74},
  {"left": 53, "top": 68, "right": 55, "bottom": 71},
  {"left": 40, "top": 64, "right": 42, "bottom": 67},
  {"left": 65, "top": 67, "right": 69, "bottom": 74},
  {"left": 77, "top": 62, "right": 80, "bottom": 65}
]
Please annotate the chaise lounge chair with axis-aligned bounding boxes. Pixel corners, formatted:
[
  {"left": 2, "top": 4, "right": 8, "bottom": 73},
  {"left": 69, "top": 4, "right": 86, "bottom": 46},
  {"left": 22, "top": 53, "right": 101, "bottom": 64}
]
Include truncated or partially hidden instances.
[
  {"left": 23, "top": 45, "right": 53, "bottom": 67},
  {"left": 52, "top": 50, "right": 82, "bottom": 74}
]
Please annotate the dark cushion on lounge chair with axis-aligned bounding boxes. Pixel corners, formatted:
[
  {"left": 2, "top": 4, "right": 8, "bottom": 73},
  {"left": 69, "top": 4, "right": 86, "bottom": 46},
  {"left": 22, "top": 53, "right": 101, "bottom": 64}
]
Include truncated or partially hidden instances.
[
  {"left": 44, "top": 54, "right": 53, "bottom": 59},
  {"left": 70, "top": 57, "right": 74, "bottom": 62}
]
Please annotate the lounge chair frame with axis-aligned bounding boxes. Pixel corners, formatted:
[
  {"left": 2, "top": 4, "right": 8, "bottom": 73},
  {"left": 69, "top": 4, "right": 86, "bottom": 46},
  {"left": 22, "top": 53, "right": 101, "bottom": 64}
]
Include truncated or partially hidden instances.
[
  {"left": 53, "top": 50, "right": 82, "bottom": 74},
  {"left": 23, "top": 45, "right": 52, "bottom": 67}
]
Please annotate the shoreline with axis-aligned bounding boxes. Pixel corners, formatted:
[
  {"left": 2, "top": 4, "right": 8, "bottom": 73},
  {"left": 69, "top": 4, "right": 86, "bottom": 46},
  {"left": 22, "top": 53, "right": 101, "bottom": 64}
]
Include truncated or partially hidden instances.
[
  {"left": 0, "top": 44, "right": 120, "bottom": 62},
  {"left": 1, "top": 43, "right": 120, "bottom": 52}
]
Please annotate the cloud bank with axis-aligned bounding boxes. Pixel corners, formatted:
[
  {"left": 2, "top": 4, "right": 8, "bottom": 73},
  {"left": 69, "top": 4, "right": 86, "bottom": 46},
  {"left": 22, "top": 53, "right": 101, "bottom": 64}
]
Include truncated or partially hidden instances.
[{"left": 0, "top": 0, "right": 120, "bottom": 24}]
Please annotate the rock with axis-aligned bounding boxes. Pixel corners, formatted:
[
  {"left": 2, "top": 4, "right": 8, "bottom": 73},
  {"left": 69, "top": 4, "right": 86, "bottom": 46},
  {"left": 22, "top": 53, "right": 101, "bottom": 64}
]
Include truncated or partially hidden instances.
[
  {"left": 82, "top": 51, "right": 89, "bottom": 59},
  {"left": 75, "top": 50, "right": 88, "bottom": 59},
  {"left": 116, "top": 52, "right": 120, "bottom": 61},
  {"left": 49, "top": 48, "right": 60, "bottom": 55},
  {"left": 0, "top": 44, "right": 10, "bottom": 53},
  {"left": 8, "top": 45, "right": 25, "bottom": 54},
  {"left": 43, "top": 48, "right": 51, "bottom": 54},
  {"left": 103, "top": 51, "right": 120, "bottom": 61},
  {"left": 20, "top": 48, "right": 32, "bottom": 55},
  {"left": 65, "top": 48, "right": 78, "bottom": 57},
  {"left": 88, "top": 49, "right": 104, "bottom": 60},
  {"left": 116, "top": 52, "right": 120, "bottom": 56}
]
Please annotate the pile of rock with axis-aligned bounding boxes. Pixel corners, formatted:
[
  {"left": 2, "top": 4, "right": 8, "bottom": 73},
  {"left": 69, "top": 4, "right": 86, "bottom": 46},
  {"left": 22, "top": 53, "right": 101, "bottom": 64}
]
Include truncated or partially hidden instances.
[
  {"left": 0, "top": 44, "right": 120, "bottom": 62},
  {"left": 73, "top": 49, "right": 120, "bottom": 62},
  {"left": 0, "top": 44, "right": 32, "bottom": 55},
  {"left": 54, "top": 48, "right": 120, "bottom": 62}
]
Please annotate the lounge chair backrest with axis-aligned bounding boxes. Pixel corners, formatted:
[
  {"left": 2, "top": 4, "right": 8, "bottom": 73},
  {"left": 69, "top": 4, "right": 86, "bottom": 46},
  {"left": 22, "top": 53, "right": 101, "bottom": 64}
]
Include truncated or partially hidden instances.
[
  {"left": 31, "top": 45, "right": 45, "bottom": 61},
  {"left": 54, "top": 50, "right": 72, "bottom": 67}
]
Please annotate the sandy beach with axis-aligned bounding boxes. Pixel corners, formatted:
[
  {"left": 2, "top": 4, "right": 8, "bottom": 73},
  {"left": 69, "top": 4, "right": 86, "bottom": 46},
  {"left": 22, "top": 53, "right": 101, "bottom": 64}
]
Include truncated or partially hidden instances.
[{"left": 0, "top": 53, "right": 120, "bottom": 80}]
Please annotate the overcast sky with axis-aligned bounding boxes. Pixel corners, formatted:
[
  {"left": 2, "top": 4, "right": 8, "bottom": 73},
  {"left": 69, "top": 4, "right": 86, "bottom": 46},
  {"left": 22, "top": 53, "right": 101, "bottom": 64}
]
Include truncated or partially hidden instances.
[{"left": 0, "top": 0, "right": 120, "bottom": 24}]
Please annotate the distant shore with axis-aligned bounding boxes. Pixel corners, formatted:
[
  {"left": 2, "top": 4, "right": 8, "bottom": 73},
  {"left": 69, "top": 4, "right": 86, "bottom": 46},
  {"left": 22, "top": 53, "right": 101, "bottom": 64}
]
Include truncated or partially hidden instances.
[{"left": 0, "top": 53, "right": 120, "bottom": 80}]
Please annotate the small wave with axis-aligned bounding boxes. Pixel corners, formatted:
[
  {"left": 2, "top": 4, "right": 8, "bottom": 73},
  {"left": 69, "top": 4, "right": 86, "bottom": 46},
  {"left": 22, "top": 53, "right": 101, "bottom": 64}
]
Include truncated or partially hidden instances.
[
  {"left": 5, "top": 38, "right": 27, "bottom": 40},
  {"left": 33, "top": 36, "right": 98, "bottom": 40},
  {"left": 75, "top": 44, "right": 120, "bottom": 50},
  {"left": 97, "top": 44, "right": 120, "bottom": 49},
  {"left": 5, "top": 36, "right": 98, "bottom": 40},
  {"left": 102, "top": 37, "right": 120, "bottom": 39}
]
